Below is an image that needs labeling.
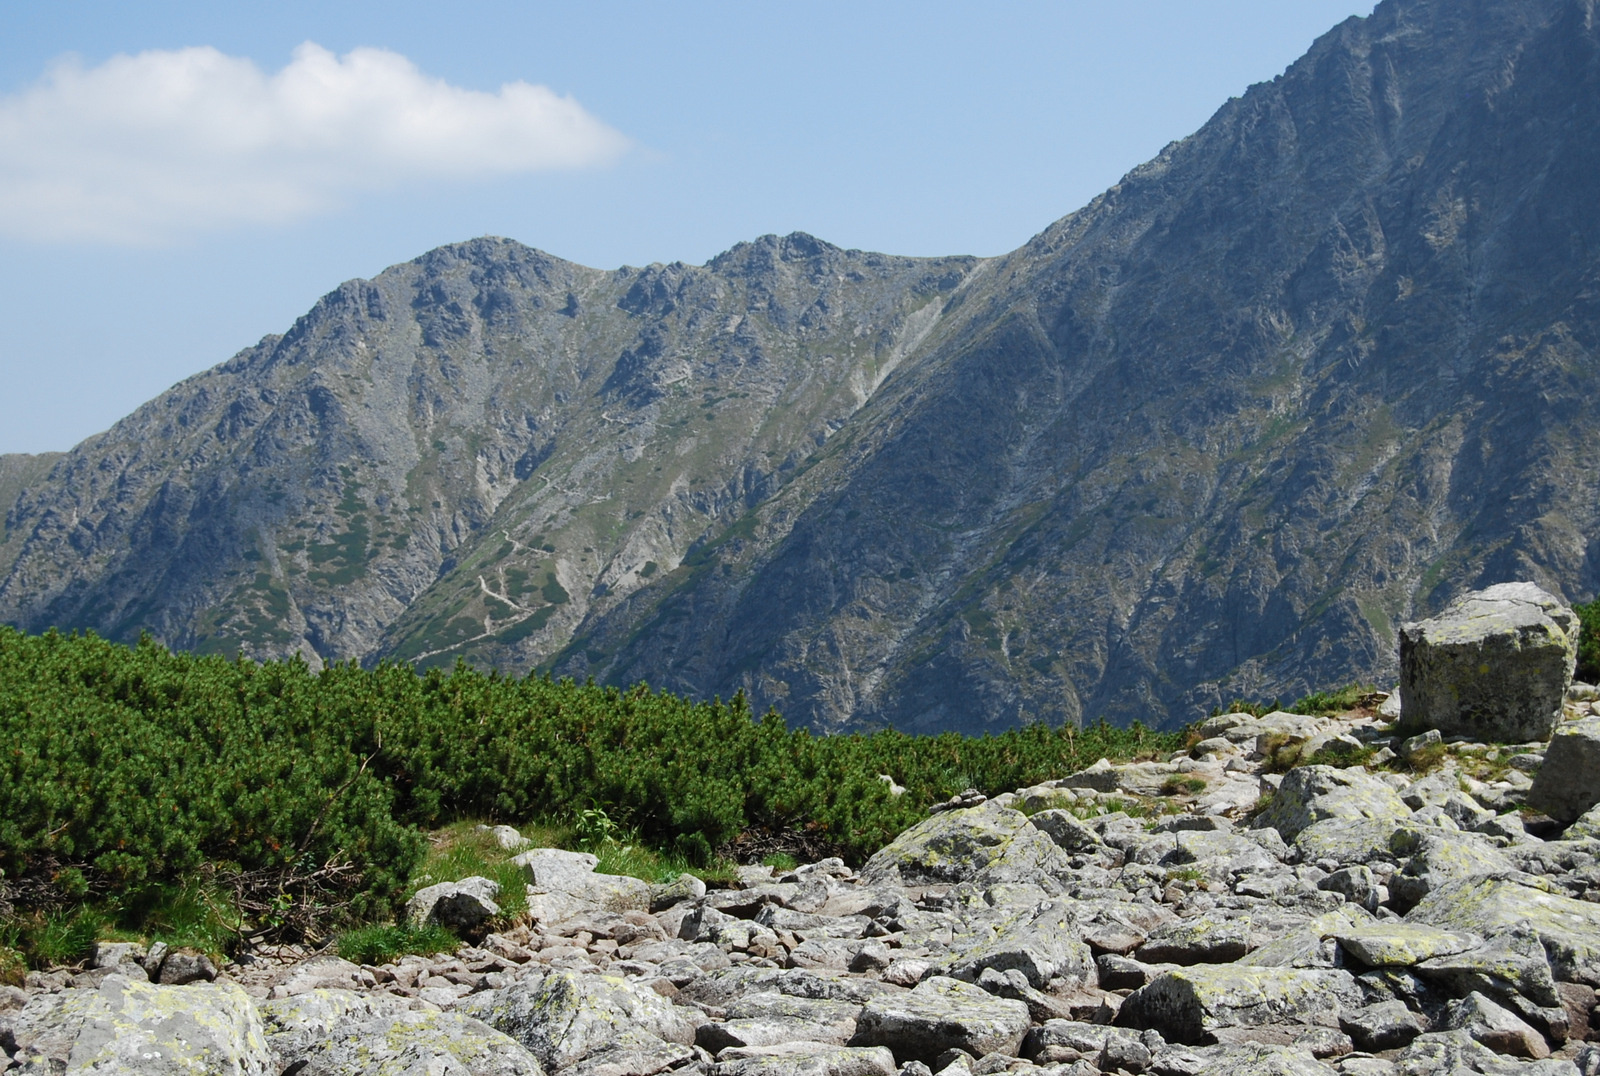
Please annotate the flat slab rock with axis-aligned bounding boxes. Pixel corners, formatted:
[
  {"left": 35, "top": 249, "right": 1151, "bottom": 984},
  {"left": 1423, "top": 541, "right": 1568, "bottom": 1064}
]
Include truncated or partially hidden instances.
[
  {"left": 1116, "top": 964, "right": 1361, "bottom": 1045},
  {"left": 852, "top": 975, "right": 1031, "bottom": 1064}
]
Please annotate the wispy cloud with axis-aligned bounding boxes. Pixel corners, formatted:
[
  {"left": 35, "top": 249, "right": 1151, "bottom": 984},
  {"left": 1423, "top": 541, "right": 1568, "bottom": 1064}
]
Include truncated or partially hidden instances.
[{"left": 0, "top": 43, "right": 630, "bottom": 244}]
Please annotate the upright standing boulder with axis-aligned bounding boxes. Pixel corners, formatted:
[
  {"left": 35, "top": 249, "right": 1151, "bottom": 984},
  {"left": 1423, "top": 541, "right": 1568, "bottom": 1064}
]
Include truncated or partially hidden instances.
[
  {"left": 1528, "top": 717, "right": 1600, "bottom": 824},
  {"left": 1398, "top": 582, "right": 1577, "bottom": 742}
]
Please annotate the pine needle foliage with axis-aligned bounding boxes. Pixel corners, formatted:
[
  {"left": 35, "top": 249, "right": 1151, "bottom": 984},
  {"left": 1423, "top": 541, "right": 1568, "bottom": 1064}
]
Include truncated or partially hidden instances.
[{"left": 0, "top": 627, "right": 1180, "bottom": 941}]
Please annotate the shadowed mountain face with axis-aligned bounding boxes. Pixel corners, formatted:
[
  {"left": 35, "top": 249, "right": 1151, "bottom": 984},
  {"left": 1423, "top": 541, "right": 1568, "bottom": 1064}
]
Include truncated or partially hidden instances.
[{"left": 3, "top": 0, "right": 1598, "bottom": 733}]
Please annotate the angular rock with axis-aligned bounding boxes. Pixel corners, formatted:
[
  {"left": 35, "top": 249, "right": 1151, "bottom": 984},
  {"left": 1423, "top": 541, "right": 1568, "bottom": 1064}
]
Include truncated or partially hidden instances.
[
  {"left": 1398, "top": 582, "right": 1577, "bottom": 743},
  {"left": 8, "top": 974, "right": 272, "bottom": 1075},
  {"left": 1239, "top": 907, "right": 1372, "bottom": 970},
  {"left": 1290, "top": 818, "right": 1404, "bottom": 869},
  {"left": 459, "top": 967, "right": 695, "bottom": 1071},
  {"left": 710, "top": 1042, "right": 899, "bottom": 1076},
  {"left": 1026, "top": 810, "right": 1102, "bottom": 854},
  {"left": 1318, "top": 865, "right": 1379, "bottom": 910},
  {"left": 651, "top": 873, "right": 709, "bottom": 911},
  {"left": 407, "top": 875, "right": 502, "bottom": 932},
  {"left": 261, "top": 989, "right": 544, "bottom": 1075},
  {"left": 1116, "top": 965, "right": 1361, "bottom": 1045},
  {"left": 858, "top": 803, "right": 1069, "bottom": 888},
  {"left": 1529, "top": 717, "right": 1600, "bottom": 824},
  {"left": 698, "top": 992, "right": 864, "bottom": 1050},
  {"left": 852, "top": 975, "right": 1031, "bottom": 1064},
  {"left": 1332, "top": 923, "right": 1481, "bottom": 967},
  {"left": 1443, "top": 991, "right": 1550, "bottom": 1060},
  {"left": 1413, "top": 924, "right": 1561, "bottom": 1008},
  {"left": 1252, "top": 766, "right": 1411, "bottom": 842},
  {"left": 1020, "top": 1020, "right": 1152, "bottom": 1068},
  {"left": 1385, "top": 830, "right": 1517, "bottom": 910},
  {"left": 1337, "top": 1000, "right": 1425, "bottom": 1052},
  {"left": 156, "top": 947, "right": 218, "bottom": 985},
  {"left": 1134, "top": 915, "right": 1252, "bottom": 966},
  {"left": 1406, "top": 875, "right": 1600, "bottom": 986},
  {"left": 941, "top": 900, "right": 1094, "bottom": 989}
]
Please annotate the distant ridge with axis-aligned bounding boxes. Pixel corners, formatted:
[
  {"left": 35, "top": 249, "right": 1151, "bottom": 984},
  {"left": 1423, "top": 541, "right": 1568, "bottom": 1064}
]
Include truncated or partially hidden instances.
[{"left": 3, "top": 0, "right": 1598, "bottom": 733}]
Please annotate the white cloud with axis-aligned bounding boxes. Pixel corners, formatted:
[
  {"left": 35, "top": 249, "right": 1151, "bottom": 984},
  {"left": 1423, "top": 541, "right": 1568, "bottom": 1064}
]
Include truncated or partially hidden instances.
[{"left": 0, "top": 43, "right": 630, "bottom": 244}]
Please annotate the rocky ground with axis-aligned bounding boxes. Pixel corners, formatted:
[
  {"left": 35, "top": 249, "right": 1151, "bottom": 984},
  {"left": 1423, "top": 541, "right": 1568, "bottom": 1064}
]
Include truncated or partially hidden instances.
[{"left": 7, "top": 688, "right": 1600, "bottom": 1076}]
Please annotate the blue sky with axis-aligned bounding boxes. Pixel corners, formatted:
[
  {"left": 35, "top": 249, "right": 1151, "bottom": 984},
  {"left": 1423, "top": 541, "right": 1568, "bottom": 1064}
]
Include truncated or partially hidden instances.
[{"left": 0, "top": 1, "right": 1372, "bottom": 455}]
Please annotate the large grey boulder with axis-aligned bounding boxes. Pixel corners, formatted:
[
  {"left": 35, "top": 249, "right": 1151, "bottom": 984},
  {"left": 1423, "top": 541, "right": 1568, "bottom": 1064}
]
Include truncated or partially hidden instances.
[
  {"left": 8, "top": 974, "right": 272, "bottom": 1075},
  {"left": 1250, "top": 765, "right": 1411, "bottom": 842},
  {"left": 406, "top": 875, "right": 502, "bottom": 932},
  {"left": 851, "top": 975, "right": 1031, "bottom": 1064},
  {"left": 1398, "top": 582, "right": 1577, "bottom": 743},
  {"left": 858, "top": 803, "right": 1068, "bottom": 887},
  {"left": 514, "top": 848, "right": 653, "bottom": 913},
  {"left": 261, "top": 988, "right": 544, "bottom": 1075},
  {"left": 1528, "top": 717, "right": 1600, "bottom": 824},
  {"left": 459, "top": 967, "right": 695, "bottom": 1072},
  {"left": 1116, "top": 965, "right": 1361, "bottom": 1045}
]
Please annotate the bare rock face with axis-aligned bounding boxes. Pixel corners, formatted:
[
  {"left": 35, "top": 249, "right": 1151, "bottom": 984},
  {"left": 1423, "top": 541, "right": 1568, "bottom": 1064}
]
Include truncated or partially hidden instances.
[
  {"left": 1398, "top": 583, "right": 1577, "bottom": 743},
  {"left": 1527, "top": 717, "right": 1600, "bottom": 824}
]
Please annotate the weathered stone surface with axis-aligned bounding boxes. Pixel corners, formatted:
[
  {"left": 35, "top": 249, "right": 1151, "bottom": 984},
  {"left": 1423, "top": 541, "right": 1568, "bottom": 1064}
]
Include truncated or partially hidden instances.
[
  {"left": 8, "top": 974, "right": 272, "bottom": 1075},
  {"left": 262, "top": 989, "right": 544, "bottom": 1075},
  {"left": 407, "top": 875, "right": 502, "bottom": 931},
  {"left": 1413, "top": 925, "right": 1561, "bottom": 1008},
  {"left": 1020, "top": 1020, "right": 1152, "bottom": 1067},
  {"left": 1443, "top": 991, "right": 1550, "bottom": 1060},
  {"left": 709, "top": 1042, "right": 899, "bottom": 1076},
  {"left": 701, "top": 992, "right": 864, "bottom": 1050},
  {"left": 1025, "top": 810, "right": 1101, "bottom": 854},
  {"left": 1338, "top": 1000, "right": 1425, "bottom": 1052},
  {"left": 1528, "top": 718, "right": 1600, "bottom": 825},
  {"left": 1252, "top": 766, "right": 1412, "bottom": 842},
  {"left": 1406, "top": 876, "right": 1600, "bottom": 987},
  {"left": 1398, "top": 583, "right": 1577, "bottom": 744},
  {"left": 651, "top": 873, "right": 709, "bottom": 911},
  {"left": 1386, "top": 830, "right": 1518, "bottom": 910},
  {"left": 1333, "top": 923, "right": 1482, "bottom": 967},
  {"left": 941, "top": 900, "right": 1094, "bottom": 989},
  {"left": 458, "top": 967, "right": 695, "bottom": 1071},
  {"left": 858, "top": 804, "right": 1068, "bottom": 888},
  {"left": 1135, "top": 915, "right": 1252, "bottom": 966},
  {"left": 852, "top": 975, "right": 1031, "bottom": 1064},
  {"left": 156, "top": 947, "right": 219, "bottom": 986},
  {"left": 1291, "top": 818, "right": 1406, "bottom": 868},
  {"left": 1116, "top": 966, "right": 1360, "bottom": 1045}
]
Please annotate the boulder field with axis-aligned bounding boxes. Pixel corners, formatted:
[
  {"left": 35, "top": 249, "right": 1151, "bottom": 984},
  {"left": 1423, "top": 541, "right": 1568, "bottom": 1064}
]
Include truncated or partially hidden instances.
[{"left": 6, "top": 584, "right": 1600, "bottom": 1075}]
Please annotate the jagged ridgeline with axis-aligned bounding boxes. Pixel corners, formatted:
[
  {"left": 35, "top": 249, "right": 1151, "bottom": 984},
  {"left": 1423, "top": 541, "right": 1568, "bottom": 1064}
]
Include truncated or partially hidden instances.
[
  {"left": 0, "top": 627, "right": 1179, "bottom": 918},
  {"left": 3, "top": 0, "right": 1600, "bottom": 733}
]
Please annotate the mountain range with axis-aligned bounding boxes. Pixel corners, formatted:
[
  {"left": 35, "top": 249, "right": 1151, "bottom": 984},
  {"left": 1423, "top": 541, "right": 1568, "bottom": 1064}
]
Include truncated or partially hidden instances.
[{"left": 3, "top": 0, "right": 1598, "bottom": 733}]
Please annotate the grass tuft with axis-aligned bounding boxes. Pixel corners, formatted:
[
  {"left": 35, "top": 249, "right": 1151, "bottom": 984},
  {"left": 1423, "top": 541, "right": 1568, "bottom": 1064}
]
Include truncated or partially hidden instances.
[{"left": 336, "top": 922, "right": 457, "bottom": 966}]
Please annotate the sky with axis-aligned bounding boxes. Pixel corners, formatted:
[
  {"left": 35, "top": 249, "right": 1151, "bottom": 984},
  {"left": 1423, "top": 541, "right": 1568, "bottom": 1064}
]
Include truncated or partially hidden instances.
[{"left": 0, "top": 1, "right": 1374, "bottom": 456}]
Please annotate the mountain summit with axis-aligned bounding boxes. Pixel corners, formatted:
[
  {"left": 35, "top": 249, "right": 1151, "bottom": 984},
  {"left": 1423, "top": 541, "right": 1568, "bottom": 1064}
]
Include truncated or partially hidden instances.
[{"left": 3, "top": 0, "right": 1598, "bottom": 732}]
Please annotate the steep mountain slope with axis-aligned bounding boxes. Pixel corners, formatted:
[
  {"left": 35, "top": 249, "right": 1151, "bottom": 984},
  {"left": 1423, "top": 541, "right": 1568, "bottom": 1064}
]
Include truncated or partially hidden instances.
[
  {"left": 557, "top": 0, "right": 1600, "bottom": 730},
  {"left": 3, "top": 0, "right": 1597, "bottom": 732},
  {"left": 0, "top": 238, "right": 976, "bottom": 668}
]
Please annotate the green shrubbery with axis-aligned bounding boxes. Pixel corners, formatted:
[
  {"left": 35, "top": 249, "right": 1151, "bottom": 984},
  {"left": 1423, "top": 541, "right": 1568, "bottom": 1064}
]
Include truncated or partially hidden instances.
[
  {"left": 0, "top": 626, "right": 1181, "bottom": 959},
  {"left": 1575, "top": 600, "right": 1600, "bottom": 683}
]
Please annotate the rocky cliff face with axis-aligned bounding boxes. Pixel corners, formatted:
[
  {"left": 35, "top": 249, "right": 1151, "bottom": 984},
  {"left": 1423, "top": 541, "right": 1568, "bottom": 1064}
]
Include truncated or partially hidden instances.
[{"left": 3, "top": 0, "right": 1599, "bottom": 732}]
